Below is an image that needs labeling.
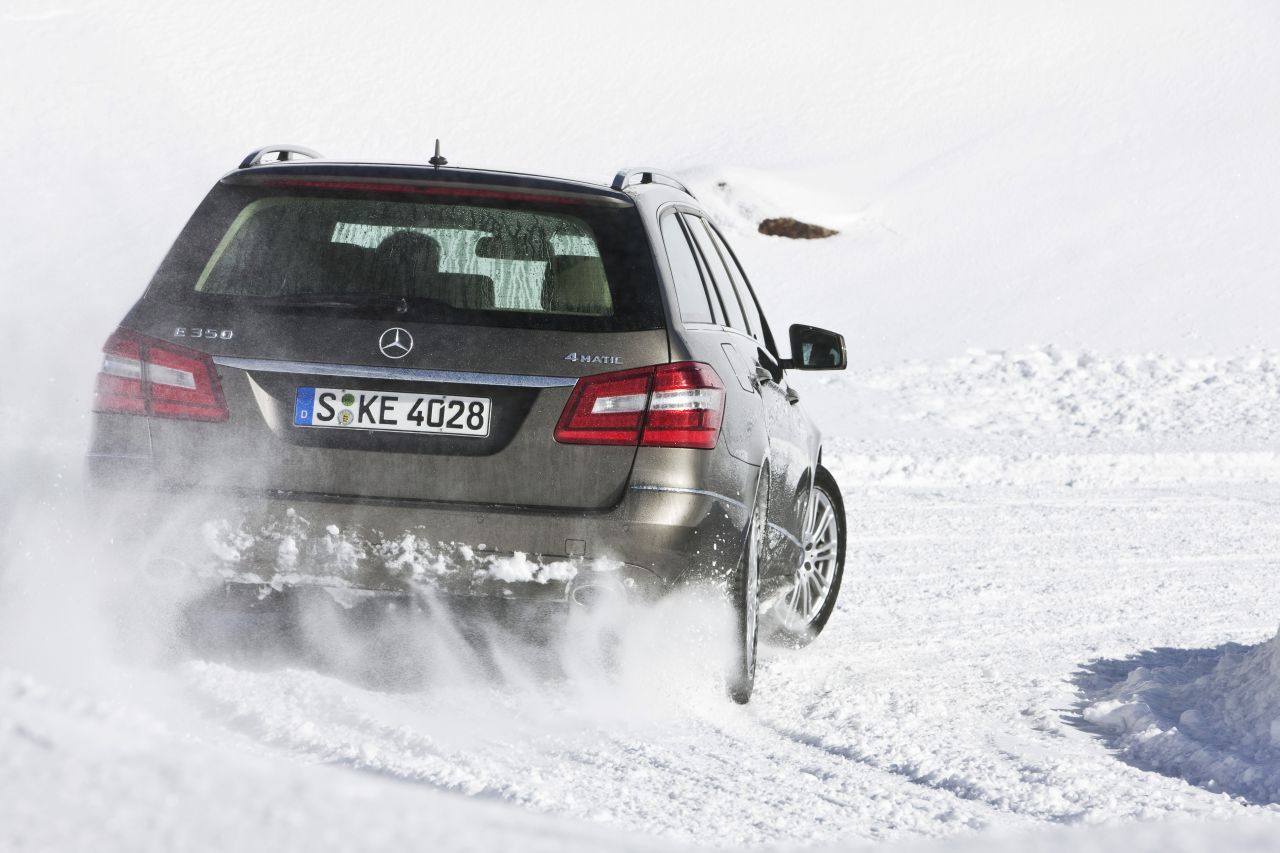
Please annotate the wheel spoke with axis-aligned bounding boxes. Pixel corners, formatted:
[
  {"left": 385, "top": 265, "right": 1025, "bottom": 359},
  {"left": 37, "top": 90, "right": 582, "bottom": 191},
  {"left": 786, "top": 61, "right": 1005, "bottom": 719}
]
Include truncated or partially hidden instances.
[
  {"left": 810, "top": 502, "right": 829, "bottom": 541},
  {"left": 811, "top": 544, "right": 836, "bottom": 563},
  {"left": 759, "top": 489, "right": 832, "bottom": 633},
  {"left": 773, "top": 488, "right": 841, "bottom": 629},
  {"left": 816, "top": 512, "right": 834, "bottom": 543}
]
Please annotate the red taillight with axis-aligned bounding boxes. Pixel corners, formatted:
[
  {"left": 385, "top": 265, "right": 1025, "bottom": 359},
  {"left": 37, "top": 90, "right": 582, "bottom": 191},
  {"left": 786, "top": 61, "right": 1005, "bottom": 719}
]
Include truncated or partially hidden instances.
[
  {"left": 93, "top": 328, "right": 228, "bottom": 422},
  {"left": 555, "top": 362, "right": 725, "bottom": 450},
  {"left": 554, "top": 365, "right": 655, "bottom": 446},
  {"left": 642, "top": 362, "right": 726, "bottom": 449}
]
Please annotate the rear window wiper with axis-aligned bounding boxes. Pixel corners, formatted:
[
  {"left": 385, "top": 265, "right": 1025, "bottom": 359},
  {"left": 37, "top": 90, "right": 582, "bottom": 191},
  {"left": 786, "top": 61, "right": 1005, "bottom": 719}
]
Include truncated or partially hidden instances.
[
  {"left": 253, "top": 293, "right": 401, "bottom": 307},
  {"left": 250, "top": 293, "right": 457, "bottom": 317}
]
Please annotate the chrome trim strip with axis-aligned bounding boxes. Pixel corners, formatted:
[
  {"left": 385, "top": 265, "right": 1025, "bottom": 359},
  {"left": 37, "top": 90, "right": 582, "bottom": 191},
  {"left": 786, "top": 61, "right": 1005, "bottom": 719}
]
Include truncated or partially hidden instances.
[
  {"left": 213, "top": 357, "right": 578, "bottom": 388},
  {"left": 628, "top": 484, "right": 747, "bottom": 511}
]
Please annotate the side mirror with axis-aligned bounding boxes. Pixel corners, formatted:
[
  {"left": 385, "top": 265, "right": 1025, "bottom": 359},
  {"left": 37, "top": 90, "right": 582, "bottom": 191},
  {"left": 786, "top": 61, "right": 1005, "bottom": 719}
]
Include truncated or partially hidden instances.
[{"left": 786, "top": 324, "right": 846, "bottom": 370}]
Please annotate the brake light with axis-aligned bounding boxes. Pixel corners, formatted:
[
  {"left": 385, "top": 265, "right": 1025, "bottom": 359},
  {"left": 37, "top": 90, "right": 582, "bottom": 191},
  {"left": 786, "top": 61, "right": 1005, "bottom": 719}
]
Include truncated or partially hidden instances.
[
  {"left": 93, "top": 328, "right": 228, "bottom": 422},
  {"left": 555, "top": 362, "right": 724, "bottom": 449},
  {"left": 262, "top": 179, "right": 586, "bottom": 205}
]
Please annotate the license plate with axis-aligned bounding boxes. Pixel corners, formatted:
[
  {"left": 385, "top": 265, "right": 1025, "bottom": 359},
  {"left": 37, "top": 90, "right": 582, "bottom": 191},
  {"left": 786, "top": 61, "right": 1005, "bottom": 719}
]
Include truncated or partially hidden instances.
[{"left": 293, "top": 387, "right": 491, "bottom": 437}]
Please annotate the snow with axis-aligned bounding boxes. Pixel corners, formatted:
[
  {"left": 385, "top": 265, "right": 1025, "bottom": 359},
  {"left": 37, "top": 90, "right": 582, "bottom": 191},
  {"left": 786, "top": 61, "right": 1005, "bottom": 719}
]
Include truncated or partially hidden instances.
[
  {"left": 1081, "top": 630, "right": 1280, "bottom": 804},
  {"left": 5, "top": 0, "right": 1280, "bottom": 850},
  {"left": 199, "top": 509, "right": 594, "bottom": 589},
  {"left": 840, "top": 347, "right": 1280, "bottom": 443},
  {"left": 0, "top": 670, "right": 665, "bottom": 853},
  {"left": 483, "top": 552, "right": 580, "bottom": 585}
]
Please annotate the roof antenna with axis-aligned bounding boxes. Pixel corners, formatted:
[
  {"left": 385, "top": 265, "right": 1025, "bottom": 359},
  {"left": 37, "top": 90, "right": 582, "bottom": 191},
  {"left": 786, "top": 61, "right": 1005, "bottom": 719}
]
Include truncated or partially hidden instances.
[{"left": 428, "top": 139, "right": 448, "bottom": 168}]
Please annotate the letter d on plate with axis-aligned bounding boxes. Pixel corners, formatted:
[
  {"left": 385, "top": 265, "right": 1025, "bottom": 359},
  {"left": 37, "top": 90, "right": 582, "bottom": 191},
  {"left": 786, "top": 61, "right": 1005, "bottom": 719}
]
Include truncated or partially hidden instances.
[{"left": 294, "top": 387, "right": 316, "bottom": 425}]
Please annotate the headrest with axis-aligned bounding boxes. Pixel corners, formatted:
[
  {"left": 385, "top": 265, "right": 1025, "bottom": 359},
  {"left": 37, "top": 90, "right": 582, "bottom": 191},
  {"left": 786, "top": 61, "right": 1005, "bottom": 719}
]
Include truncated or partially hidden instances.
[
  {"left": 474, "top": 233, "right": 551, "bottom": 260},
  {"left": 377, "top": 230, "right": 442, "bottom": 261},
  {"left": 542, "top": 255, "right": 612, "bottom": 315}
]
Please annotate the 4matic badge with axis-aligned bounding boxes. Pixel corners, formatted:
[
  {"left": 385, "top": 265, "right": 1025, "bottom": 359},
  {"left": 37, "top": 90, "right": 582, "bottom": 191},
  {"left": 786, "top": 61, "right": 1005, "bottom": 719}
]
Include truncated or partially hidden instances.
[{"left": 564, "top": 352, "right": 623, "bottom": 365}]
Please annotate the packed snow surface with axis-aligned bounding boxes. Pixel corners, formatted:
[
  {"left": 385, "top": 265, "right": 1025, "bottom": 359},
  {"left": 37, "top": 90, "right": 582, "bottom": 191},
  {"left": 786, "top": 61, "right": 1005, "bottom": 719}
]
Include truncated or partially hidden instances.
[{"left": 5, "top": 1, "right": 1280, "bottom": 851}]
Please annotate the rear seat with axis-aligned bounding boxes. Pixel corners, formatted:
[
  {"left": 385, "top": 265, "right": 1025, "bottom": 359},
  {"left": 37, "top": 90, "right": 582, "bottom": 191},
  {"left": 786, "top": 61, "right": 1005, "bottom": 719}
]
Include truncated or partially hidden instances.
[
  {"left": 542, "top": 255, "right": 612, "bottom": 315},
  {"left": 321, "top": 242, "right": 374, "bottom": 294},
  {"left": 419, "top": 273, "right": 496, "bottom": 310}
]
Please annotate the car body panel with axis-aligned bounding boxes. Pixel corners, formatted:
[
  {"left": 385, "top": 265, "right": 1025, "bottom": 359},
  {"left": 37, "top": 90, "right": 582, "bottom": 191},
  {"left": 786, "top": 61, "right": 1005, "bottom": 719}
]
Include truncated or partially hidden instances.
[
  {"left": 88, "top": 156, "right": 837, "bottom": 604},
  {"left": 107, "top": 302, "right": 670, "bottom": 509}
]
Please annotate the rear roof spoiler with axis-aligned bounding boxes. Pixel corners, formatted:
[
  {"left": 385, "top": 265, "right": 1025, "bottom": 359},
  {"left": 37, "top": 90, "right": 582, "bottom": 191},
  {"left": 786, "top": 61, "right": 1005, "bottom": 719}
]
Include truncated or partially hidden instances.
[
  {"left": 230, "top": 145, "right": 634, "bottom": 205},
  {"left": 239, "top": 145, "right": 324, "bottom": 170}
]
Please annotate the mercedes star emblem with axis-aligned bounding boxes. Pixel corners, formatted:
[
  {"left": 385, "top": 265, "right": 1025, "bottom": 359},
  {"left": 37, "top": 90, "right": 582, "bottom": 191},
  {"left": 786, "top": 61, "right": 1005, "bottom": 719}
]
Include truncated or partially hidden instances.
[{"left": 378, "top": 327, "right": 413, "bottom": 359}]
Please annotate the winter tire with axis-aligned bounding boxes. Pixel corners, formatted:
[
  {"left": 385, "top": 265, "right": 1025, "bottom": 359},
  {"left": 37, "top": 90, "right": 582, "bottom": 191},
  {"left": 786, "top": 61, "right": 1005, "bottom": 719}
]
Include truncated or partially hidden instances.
[{"left": 764, "top": 466, "right": 845, "bottom": 648}]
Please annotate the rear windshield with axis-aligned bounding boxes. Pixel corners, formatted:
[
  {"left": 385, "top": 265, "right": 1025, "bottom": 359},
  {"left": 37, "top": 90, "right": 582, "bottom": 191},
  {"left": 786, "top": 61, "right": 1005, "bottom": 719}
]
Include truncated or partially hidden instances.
[{"left": 147, "top": 182, "right": 664, "bottom": 332}]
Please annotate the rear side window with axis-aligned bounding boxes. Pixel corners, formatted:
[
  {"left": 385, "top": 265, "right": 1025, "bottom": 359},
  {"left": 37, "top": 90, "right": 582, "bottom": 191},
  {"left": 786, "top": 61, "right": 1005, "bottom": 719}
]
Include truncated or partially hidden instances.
[
  {"left": 148, "top": 184, "right": 664, "bottom": 333},
  {"left": 683, "top": 214, "right": 750, "bottom": 335},
  {"left": 660, "top": 212, "right": 714, "bottom": 324},
  {"left": 705, "top": 224, "right": 769, "bottom": 346}
]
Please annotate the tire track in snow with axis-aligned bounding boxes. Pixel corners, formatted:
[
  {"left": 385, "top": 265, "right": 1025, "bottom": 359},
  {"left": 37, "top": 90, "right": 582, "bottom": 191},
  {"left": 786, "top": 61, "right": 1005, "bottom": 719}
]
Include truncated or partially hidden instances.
[
  {"left": 164, "top": 483, "right": 1280, "bottom": 845},
  {"left": 178, "top": 660, "right": 1014, "bottom": 847},
  {"left": 749, "top": 485, "right": 1280, "bottom": 829}
]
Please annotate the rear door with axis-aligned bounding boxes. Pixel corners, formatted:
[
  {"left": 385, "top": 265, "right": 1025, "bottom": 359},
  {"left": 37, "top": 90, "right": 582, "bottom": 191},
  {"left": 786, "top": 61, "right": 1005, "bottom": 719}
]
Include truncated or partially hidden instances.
[
  {"left": 656, "top": 208, "right": 765, "bottom": 470},
  {"left": 125, "top": 179, "right": 668, "bottom": 511},
  {"left": 681, "top": 213, "right": 811, "bottom": 567}
]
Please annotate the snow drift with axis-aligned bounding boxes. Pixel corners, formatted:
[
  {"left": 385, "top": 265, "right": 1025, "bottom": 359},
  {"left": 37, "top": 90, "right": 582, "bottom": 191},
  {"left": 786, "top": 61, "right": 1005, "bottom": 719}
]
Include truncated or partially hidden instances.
[{"left": 1082, "top": 629, "right": 1280, "bottom": 804}]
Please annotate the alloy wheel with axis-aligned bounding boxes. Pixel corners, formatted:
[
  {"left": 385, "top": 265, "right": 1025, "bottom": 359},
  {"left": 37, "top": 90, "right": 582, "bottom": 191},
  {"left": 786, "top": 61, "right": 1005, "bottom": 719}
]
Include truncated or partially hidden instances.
[{"left": 777, "top": 486, "right": 839, "bottom": 631}]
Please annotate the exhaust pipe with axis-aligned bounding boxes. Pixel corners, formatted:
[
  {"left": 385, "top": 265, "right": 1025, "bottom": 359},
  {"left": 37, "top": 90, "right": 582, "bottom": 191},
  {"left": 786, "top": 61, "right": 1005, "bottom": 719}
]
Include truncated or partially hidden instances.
[{"left": 569, "top": 576, "right": 627, "bottom": 609}]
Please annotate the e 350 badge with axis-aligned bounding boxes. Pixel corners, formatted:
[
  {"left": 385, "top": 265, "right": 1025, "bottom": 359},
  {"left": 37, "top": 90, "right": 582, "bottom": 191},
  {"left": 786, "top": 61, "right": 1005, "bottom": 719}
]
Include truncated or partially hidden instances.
[{"left": 174, "top": 327, "right": 234, "bottom": 340}]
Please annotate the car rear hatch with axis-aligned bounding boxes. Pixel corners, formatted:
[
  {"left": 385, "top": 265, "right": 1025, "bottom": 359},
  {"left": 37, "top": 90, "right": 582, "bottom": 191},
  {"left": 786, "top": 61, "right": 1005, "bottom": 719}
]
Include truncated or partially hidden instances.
[{"left": 101, "top": 167, "right": 669, "bottom": 511}]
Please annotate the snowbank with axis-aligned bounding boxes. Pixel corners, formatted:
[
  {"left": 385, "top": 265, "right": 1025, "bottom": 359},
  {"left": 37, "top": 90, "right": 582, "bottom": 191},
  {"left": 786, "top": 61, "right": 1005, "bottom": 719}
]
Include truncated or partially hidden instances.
[
  {"left": 828, "top": 447, "right": 1280, "bottom": 490},
  {"left": 848, "top": 347, "right": 1280, "bottom": 443},
  {"left": 1081, "top": 629, "right": 1280, "bottom": 805},
  {"left": 800, "top": 345, "right": 1280, "bottom": 488}
]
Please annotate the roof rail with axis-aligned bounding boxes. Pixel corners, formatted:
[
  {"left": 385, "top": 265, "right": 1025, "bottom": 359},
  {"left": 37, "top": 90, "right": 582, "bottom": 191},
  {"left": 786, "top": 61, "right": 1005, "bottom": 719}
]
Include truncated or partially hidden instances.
[
  {"left": 611, "top": 167, "right": 696, "bottom": 199},
  {"left": 238, "top": 144, "right": 324, "bottom": 170}
]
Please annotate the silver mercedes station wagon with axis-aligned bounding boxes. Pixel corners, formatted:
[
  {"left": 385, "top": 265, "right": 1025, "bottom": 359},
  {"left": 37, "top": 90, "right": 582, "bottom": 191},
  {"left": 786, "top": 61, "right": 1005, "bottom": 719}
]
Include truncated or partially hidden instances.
[{"left": 89, "top": 145, "right": 848, "bottom": 702}]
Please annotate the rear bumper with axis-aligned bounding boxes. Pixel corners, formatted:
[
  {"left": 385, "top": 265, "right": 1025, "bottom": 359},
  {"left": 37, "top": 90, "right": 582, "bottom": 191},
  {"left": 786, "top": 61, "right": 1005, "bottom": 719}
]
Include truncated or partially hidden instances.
[{"left": 89, "top": 456, "right": 753, "bottom": 602}]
